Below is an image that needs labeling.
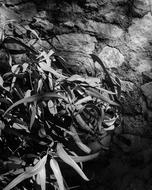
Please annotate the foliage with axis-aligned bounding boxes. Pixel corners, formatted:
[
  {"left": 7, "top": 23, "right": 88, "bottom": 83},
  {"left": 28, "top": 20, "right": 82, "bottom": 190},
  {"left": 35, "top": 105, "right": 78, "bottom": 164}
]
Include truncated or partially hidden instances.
[{"left": 0, "top": 22, "right": 122, "bottom": 190}]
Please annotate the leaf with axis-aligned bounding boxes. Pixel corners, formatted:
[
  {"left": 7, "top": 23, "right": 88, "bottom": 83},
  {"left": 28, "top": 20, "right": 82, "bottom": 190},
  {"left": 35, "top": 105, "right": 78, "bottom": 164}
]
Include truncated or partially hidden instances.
[
  {"left": 48, "top": 100, "right": 57, "bottom": 116},
  {"left": 3, "top": 94, "right": 39, "bottom": 117},
  {"left": 104, "top": 125, "right": 115, "bottom": 131},
  {"left": 48, "top": 73, "right": 53, "bottom": 90},
  {"left": 75, "top": 114, "right": 93, "bottom": 133},
  {"left": 71, "top": 152, "right": 100, "bottom": 163},
  {"left": 104, "top": 116, "right": 117, "bottom": 127},
  {"left": 4, "top": 37, "right": 38, "bottom": 55},
  {"left": 24, "top": 25, "right": 40, "bottom": 41},
  {"left": 22, "top": 63, "right": 29, "bottom": 73},
  {"left": 39, "top": 62, "right": 66, "bottom": 79},
  {"left": 36, "top": 166, "right": 46, "bottom": 190},
  {"left": 57, "top": 143, "right": 89, "bottom": 181},
  {"left": 37, "top": 78, "right": 43, "bottom": 92},
  {"left": 90, "top": 54, "right": 115, "bottom": 92},
  {"left": 85, "top": 87, "right": 120, "bottom": 107},
  {"left": 70, "top": 125, "right": 91, "bottom": 154},
  {"left": 12, "top": 123, "right": 29, "bottom": 133},
  {"left": 74, "top": 96, "right": 92, "bottom": 106},
  {"left": 30, "top": 101, "right": 37, "bottom": 129},
  {"left": 3, "top": 155, "right": 47, "bottom": 190},
  {"left": 0, "top": 76, "right": 4, "bottom": 86},
  {"left": 50, "top": 158, "right": 64, "bottom": 190},
  {"left": 3, "top": 92, "right": 68, "bottom": 116}
]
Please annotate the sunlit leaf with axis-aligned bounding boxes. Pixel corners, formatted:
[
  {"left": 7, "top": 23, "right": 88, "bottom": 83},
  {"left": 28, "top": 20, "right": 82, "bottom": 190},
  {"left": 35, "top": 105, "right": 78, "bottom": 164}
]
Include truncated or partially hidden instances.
[
  {"left": 0, "top": 76, "right": 4, "bottom": 86},
  {"left": 50, "top": 158, "right": 64, "bottom": 190},
  {"left": 48, "top": 100, "right": 57, "bottom": 116},
  {"left": 22, "top": 63, "right": 29, "bottom": 73},
  {"left": 74, "top": 96, "right": 92, "bottom": 106},
  {"left": 39, "top": 62, "right": 66, "bottom": 79},
  {"left": 104, "top": 125, "right": 115, "bottom": 131},
  {"left": 48, "top": 73, "right": 53, "bottom": 90},
  {"left": 11, "top": 65, "right": 19, "bottom": 73},
  {"left": 36, "top": 166, "right": 46, "bottom": 190},
  {"left": 104, "top": 116, "right": 117, "bottom": 127},
  {"left": 30, "top": 101, "right": 37, "bottom": 129},
  {"left": 57, "top": 143, "right": 89, "bottom": 181},
  {"left": 3, "top": 155, "right": 47, "bottom": 190},
  {"left": 24, "top": 25, "right": 40, "bottom": 41},
  {"left": 12, "top": 123, "right": 29, "bottom": 133}
]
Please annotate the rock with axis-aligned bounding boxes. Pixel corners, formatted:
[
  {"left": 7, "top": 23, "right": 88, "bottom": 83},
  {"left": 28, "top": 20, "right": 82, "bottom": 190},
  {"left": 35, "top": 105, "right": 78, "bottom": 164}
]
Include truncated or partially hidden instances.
[
  {"left": 0, "top": 49, "right": 11, "bottom": 75},
  {"left": 99, "top": 46, "right": 124, "bottom": 68},
  {"left": 120, "top": 80, "right": 134, "bottom": 92},
  {"left": 128, "top": 13, "right": 152, "bottom": 72},
  {"left": 63, "top": 21, "right": 75, "bottom": 27},
  {"left": 76, "top": 20, "right": 124, "bottom": 40},
  {"left": 32, "top": 18, "right": 54, "bottom": 31},
  {"left": 5, "top": 0, "right": 24, "bottom": 5},
  {"left": 14, "top": 2, "right": 37, "bottom": 21},
  {"left": 141, "top": 82, "right": 152, "bottom": 108},
  {"left": 52, "top": 33, "right": 97, "bottom": 74},
  {"left": 142, "top": 70, "right": 152, "bottom": 83},
  {"left": 0, "top": 3, "right": 21, "bottom": 22},
  {"left": 133, "top": 0, "right": 150, "bottom": 17}
]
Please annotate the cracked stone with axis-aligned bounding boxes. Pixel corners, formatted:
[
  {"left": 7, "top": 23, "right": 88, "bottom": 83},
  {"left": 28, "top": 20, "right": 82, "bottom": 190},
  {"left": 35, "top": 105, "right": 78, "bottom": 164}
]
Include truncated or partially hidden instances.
[{"left": 99, "top": 46, "right": 124, "bottom": 68}]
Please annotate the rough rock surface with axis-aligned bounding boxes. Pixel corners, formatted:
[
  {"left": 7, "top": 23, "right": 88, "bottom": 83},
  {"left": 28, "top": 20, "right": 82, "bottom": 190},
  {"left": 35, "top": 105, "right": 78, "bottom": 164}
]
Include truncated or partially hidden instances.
[
  {"left": 141, "top": 82, "right": 152, "bottom": 108},
  {"left": 52, "top": 33, "right": 97, "bottom": 74},
  {"left": 99, "top": 46, "right": 124, "bottom": 68}
]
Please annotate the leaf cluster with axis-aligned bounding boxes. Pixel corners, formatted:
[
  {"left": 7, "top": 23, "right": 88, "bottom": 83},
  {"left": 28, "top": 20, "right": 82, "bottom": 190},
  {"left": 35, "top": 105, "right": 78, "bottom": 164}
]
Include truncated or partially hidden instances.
[{"left": 0, "top": 23, "right": 122, "bottom": 190}]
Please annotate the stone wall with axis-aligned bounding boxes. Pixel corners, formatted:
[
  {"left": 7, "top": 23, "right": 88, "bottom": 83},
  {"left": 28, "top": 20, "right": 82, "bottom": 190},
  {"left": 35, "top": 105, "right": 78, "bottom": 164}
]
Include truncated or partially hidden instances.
[{"left": 1, "top": 0, "right": 152, "bottom": 151}]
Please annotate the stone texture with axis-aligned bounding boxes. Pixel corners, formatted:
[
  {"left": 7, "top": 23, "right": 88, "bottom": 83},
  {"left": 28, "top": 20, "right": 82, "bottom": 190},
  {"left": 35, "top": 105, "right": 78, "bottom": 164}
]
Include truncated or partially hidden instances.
[
  {"left": 76, "top": 20, "right": 124, "bottom": 40},
  {"left": 141, "top": 82, "right": 152, "bottom": 108},
  {"left": 99, "top": 46, "right": 124, "bottom": 68},
  {"left": 133, "top": 0, "right": 150, "bottom": 17},
  {"left": 142, "top": 70, "right": 152, "bottom": 83},
  {"left": 128, "top": 13, "right": 152, "bottom": 73},
  {"left": 52, "top": 33, "right": 97, "bottom": 74},
  {"left": 14, "top": 2, "right": 37, "bottom": 21}
]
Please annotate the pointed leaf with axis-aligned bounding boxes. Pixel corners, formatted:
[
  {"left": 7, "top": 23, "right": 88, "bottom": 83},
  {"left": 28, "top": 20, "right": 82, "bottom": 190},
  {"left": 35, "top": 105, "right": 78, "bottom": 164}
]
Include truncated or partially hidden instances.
[
  {"left": 30, "top": 101, "right": 37, "bottom": 129},
  {"left": 37, "top": 166, "right": 46, "bottom": 190},
  {"left": 70, "top": 125, "right": 91, "bottom": 154},
  {"left": 57, "top": 143, "right": 89, "bottom": 181},
  {"left": 39, "top": 62, "right": 66, "bottom": 79},
  {"left": 3, "top": 155, "right": 47, "bottom": 190},
  {"left": 50, "top": 158, "right": 64, "bottom": 190},
  {"left": 3, "top": 94, "right": 39, "bottom": 116},
  {"left": 85, "top": 87, "right": 120, "bottom": 107}
]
